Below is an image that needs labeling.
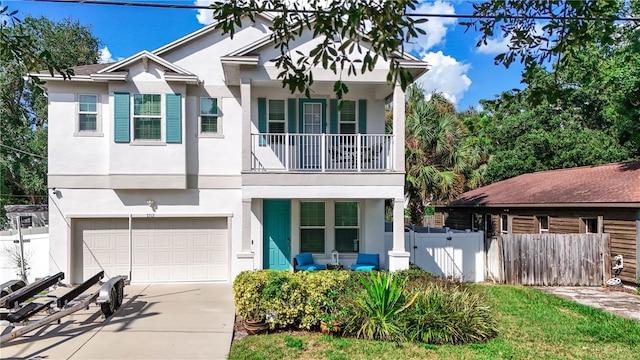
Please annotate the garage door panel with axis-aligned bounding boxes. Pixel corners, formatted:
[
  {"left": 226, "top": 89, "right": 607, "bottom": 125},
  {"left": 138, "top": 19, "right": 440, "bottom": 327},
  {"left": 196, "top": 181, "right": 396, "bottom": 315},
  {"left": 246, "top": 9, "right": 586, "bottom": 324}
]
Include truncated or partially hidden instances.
[
  {"left": 76, "top": 217, "right": 229, "bottom": 283},
  {"left": 155, "top": 235, "right": 172, "bottom": 248},
  {"left": 74, "top": 219, "right": 129, "bottom": 283}
]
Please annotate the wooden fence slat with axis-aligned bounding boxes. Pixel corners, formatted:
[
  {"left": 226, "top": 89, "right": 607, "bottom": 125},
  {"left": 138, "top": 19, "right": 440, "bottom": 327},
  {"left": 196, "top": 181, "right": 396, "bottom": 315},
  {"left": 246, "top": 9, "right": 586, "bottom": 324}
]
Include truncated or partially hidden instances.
[{"left": 500, "top": 233, "right": 606, "bottom": 286}]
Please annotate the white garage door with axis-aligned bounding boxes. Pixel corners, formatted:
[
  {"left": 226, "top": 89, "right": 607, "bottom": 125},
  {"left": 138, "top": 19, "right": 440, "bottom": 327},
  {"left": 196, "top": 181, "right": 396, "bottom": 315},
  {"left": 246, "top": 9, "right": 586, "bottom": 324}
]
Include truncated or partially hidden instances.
[{"left": 74, "top": 218, "right": 229, "bottom": 283}]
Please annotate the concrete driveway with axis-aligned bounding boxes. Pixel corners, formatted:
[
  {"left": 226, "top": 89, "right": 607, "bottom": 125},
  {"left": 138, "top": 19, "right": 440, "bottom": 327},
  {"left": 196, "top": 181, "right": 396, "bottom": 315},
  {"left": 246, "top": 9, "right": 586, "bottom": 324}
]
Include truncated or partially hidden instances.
[{"left": 1, "top": 283, "right": 235, "bottom": 360}]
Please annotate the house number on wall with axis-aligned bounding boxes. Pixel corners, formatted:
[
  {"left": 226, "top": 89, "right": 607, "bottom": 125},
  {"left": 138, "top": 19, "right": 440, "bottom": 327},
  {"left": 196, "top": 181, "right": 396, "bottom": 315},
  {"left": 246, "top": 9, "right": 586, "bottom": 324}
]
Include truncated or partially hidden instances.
[{"left": 146, "top": 213, "right": 155, "bottom": 218}]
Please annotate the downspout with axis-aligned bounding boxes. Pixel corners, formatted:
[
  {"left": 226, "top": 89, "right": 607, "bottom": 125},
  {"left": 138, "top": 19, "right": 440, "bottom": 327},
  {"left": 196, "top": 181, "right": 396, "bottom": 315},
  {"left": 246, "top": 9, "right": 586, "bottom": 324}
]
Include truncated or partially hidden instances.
[{"left": 128, "top": 214, "right": 133, "bottom": 282}]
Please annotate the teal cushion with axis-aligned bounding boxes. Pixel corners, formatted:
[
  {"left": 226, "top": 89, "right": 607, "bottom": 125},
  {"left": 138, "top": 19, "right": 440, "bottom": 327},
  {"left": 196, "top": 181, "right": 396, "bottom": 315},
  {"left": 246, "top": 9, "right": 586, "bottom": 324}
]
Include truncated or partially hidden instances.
[
  {"left": 356, "top": 253, "right": 379, "bottom": 266},
  {"left": 296, "top": 252, "right": 314, "bottom": 266},
  {"left": 296, "top": 264, "right": 327, "bottom": 271},
  {"left": 350, "top": 264, "right": 378, "bottom": 271}
]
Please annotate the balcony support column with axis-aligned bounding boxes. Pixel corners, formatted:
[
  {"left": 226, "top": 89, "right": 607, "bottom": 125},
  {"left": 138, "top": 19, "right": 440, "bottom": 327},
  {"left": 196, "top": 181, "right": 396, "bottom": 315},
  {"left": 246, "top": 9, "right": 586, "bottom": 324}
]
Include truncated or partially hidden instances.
[
  {"left": 388, "top": 197, "right": 409, "bottom": 271},
  {"left": 241, "top": 78, "right": 252, "bottom": 171},
  {"left": 392, "top": 81, "right": 405, "bottom": 172}
]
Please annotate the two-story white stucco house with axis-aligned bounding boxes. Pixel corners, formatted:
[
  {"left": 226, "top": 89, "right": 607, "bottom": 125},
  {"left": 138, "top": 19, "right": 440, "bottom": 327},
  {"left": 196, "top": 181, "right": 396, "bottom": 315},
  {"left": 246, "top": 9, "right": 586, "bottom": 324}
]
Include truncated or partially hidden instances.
[{"left": 39, "top": 14, "right": 428, "bottom": 284}]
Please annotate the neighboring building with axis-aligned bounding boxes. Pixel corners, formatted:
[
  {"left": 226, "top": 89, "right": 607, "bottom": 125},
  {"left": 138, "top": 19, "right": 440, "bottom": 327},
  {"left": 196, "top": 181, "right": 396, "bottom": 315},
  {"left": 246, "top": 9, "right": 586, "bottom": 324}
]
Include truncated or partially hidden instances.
[
  {"left": 437, "top": 162, "right": 640, "bottom": 284},
  {"left": 37, "top": 14, "right": 428, "bottom": 284},
  {"left": 4, "top": 205, "right": 49, "bottom": 230}
]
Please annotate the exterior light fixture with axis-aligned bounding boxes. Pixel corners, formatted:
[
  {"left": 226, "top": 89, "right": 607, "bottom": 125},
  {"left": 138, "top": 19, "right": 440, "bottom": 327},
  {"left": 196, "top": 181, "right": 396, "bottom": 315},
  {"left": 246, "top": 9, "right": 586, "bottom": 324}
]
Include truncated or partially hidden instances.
[
  {"left": 146, "top": 199, "right": 156, "bottom": 207},
  {"left": 331, "top": 249, "right": 339, "bottom": 265}
]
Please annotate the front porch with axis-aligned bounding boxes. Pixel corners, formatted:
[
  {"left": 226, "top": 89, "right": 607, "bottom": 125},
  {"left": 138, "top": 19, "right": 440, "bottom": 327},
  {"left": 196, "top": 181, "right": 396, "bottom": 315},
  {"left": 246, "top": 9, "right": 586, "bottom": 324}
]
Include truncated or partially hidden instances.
[{"left": 236, "top": 197, "right": 409, "bottom": 273}]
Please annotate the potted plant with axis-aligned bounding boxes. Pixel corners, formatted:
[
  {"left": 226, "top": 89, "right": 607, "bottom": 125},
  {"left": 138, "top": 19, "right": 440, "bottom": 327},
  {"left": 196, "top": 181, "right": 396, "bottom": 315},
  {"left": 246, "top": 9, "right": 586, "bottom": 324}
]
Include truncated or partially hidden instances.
[{"left": 243, "top": 307, "right": 268, "bottom": 335}]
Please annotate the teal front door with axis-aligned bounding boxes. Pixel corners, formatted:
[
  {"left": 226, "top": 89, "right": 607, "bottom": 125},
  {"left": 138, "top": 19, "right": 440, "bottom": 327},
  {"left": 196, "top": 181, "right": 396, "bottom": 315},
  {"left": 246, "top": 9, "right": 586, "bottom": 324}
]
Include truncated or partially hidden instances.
[{"left": 263, "top": 200, "right": 291, "bottom": 270}]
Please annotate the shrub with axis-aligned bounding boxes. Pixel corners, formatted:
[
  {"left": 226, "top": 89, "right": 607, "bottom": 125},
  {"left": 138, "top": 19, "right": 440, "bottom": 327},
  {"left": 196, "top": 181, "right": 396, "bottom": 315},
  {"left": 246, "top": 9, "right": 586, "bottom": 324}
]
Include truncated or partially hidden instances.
[
  {"left": 233, "top": 270, "right": 270, "bottom": 321},
  {"left": 345, "top": 272, "right": 417, "bottom": 341},
  {"left": 401, "top": 282, "right": 498, "bottom": 345},
  {"left": 233, "top": 270, "right": 358, "bottom": 330}
]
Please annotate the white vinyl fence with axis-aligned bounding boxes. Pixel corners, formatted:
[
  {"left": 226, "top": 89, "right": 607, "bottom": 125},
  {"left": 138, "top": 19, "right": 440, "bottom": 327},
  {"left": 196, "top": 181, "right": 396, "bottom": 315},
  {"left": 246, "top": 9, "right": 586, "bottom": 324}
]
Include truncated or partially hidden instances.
[
  {"left": 385, "top": 227, "right": 485, "bottom": 282},
  {"left": 0, "top": 227, "right": 50, "bottom": 284}
]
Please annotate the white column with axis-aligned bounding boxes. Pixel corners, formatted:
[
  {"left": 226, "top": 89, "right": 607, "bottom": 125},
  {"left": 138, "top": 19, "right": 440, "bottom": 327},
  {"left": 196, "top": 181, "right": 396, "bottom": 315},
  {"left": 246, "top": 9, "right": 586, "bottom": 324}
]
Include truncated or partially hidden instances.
[
  {"left": 388, "top": 197, "right": 409, "bottom": 271},
  {"left": 241, "top": 78, "right": 252, "bottom": 172},
  {"left": 236, "top": 198, "right": 255, "bottom": 269},
  {"left": 392, "top": 81, "right": 405, "bottom": 172}
]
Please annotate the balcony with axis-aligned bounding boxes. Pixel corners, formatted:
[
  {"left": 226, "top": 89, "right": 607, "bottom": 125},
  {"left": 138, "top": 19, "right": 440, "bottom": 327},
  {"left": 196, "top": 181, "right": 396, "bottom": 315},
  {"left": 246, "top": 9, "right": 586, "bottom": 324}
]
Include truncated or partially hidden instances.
[{"left": 250, "top": 133, "right": 395, "bottom": 172}]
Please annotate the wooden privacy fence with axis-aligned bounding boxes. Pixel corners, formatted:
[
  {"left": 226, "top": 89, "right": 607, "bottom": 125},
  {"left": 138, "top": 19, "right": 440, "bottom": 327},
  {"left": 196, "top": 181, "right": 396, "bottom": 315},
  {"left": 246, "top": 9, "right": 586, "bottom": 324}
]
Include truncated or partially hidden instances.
[{"left": 500, "top": 233, "right": 610, "bottom": 286}]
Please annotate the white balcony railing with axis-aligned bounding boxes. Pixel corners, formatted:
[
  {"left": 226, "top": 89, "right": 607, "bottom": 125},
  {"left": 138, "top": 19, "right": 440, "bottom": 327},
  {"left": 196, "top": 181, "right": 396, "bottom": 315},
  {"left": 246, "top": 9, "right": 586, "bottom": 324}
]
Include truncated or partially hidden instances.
[{"left": 250, "top": 133, "right": 394, "bottom": 172}]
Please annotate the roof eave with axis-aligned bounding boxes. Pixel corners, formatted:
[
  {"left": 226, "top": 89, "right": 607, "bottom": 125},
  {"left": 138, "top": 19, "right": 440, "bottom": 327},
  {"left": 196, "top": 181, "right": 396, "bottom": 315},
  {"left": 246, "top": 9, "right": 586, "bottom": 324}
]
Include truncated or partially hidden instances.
[
  {"left": 164, "top": 74, "right": 200, "bottom": 85},
  {"left": 440, "top": 202, "right": 640, "bottom": 209},
  {"left": 220, "top": 55, "right": 260, "bottom": 65}
]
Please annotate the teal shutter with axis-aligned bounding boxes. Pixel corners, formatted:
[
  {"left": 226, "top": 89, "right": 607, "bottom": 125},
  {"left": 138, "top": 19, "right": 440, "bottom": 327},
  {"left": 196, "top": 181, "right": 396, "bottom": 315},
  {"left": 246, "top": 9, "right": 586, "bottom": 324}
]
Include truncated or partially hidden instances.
[
  {"left": 258, "top": 97, "right": 267, "bottom": 146},
  {"left": 329, "top": 99, "right": 338, "bottom": 134},
  {"left": 114, "top": 92, "right": 130, "bottom": 143},
  {"left": 287, "top": 98, "right": 296, "bottom": 133},
  {"left": 166, "top": 93, "right": 182, "bottom": 143},
  {"left": 358, "top": 99, "right": 367, "bottom": 134}
]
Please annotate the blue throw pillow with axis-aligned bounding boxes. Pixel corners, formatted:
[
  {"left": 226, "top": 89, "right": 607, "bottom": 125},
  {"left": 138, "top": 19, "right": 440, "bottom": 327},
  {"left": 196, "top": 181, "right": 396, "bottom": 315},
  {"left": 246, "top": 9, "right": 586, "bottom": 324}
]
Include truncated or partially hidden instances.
[{"left": 296, "top": 252, "right": 314, "bottom": 266}]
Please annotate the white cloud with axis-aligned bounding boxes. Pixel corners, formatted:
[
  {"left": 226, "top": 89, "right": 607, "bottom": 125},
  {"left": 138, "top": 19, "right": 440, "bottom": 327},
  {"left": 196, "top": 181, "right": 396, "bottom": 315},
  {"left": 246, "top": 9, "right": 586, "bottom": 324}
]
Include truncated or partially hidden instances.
[
  {"left": 195, "top": 0, "right": 215, "bottom": 25},
  {"left": 99, "top": 46, "right": 115, "bottom": 63},
  {"left": 476, "top": 33, "right": 511, "bottom": 54},
  {"left": 406, "top": 1, "right": 456, "bottom": 54},
  {"left": 99, "top": 46, "right": 124, "bottom": 64},
  {"left": 477, "top": 23, "right": 546, "bottom": 55},
  {"left": 416, "top": 51, "right": 471, "bottom": 105}
]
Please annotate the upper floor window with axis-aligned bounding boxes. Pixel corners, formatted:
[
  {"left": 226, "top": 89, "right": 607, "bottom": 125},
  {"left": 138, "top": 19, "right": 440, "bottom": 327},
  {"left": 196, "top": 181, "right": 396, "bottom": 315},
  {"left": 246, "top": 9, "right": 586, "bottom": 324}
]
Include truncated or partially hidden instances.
[
  {"left": 200, "top": 97, "right": 220, "bottom": 135},
  {"left": 335, "top": 202, "right": 360, "bottom": 253},
  {"left": 133, "top": 94, "right": 161, "bottom": 140},
  {"left": 339, "top": 100, "right": 356, "bottom": 134},
  {"left": 500, "top": 214, "right": 509, "bottom": 234},
  {"left": 268, "top": 99, "right": 286, "bottom": 133},
  {"left": 537, "top": 215, "right": 549, "bottom": 233},
  {"left": 78, "top": 94, "right": 98, "bottom": 132}
]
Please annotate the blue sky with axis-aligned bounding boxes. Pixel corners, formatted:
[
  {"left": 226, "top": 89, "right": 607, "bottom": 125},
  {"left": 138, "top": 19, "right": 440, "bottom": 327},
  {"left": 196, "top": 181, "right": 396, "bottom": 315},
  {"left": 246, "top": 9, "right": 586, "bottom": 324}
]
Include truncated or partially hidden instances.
[{"left": 6, "top": 0, "right": 526, "bottom": 110}]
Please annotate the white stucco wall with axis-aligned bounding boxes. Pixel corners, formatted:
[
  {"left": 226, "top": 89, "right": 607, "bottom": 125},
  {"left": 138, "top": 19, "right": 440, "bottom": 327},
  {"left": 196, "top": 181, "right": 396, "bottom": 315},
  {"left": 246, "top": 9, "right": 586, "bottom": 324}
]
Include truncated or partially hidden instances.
[
  {"left": 48, "top": 188, "right": 244, "bottom": 281},
  {"left": 47, "top": 83, "right": 110, "bottom": 176}
]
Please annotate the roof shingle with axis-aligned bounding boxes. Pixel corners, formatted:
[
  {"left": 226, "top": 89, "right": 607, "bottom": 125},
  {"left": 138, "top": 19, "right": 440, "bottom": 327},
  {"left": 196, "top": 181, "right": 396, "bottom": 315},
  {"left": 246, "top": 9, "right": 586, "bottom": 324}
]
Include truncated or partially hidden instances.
[{"left": 451, "top": 161, "right": 640, "bottom": 206}]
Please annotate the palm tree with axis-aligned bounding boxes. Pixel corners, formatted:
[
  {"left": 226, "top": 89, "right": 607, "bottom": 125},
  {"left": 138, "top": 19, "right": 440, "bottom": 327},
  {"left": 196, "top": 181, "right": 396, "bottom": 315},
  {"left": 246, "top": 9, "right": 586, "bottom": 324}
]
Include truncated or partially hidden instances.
[{"left": 404, "top": 87, "right": 487, "bottom": 224}]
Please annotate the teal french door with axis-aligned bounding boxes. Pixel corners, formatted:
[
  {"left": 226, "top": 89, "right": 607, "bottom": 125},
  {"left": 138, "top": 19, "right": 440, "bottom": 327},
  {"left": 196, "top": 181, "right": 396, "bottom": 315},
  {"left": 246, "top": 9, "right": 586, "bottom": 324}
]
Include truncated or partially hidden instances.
[
  {"left": 263, "top": 200, "right": 292, "bottom": 270},
  {"left": 298, "top": 99, "right": 326, "bottom": 169}
]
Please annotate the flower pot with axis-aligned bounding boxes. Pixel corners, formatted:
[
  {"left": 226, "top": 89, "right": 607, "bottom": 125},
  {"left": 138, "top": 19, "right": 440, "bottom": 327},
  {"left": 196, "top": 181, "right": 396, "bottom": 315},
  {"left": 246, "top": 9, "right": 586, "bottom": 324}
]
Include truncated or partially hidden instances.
[
  {"left": 320, "top": 320, "right": 341, "bottom": 334},
  {"left": 244, "top": 319, "right": 268, "bottom": 335}
]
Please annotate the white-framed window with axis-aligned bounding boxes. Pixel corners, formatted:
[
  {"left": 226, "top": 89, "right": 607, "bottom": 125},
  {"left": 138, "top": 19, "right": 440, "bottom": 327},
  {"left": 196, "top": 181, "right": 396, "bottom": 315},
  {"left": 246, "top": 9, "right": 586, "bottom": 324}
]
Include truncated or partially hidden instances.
[
  {"left": 200, "top": 97, "right": 220, "bottom": 135},
  {"left": 78, "top": 94, "right": 99, "bottom": 133},
  {"left": 583, "top": 218, "right": 598, "bottom": 233},
  {"left": 133, "top": 94, "right": 161, "bottom": 140},
  {"left": 500, "top": 214, "right": 509, "bottom": 234},
  {"left": 339, "top": 100, "right": 356, "bottom": 134},
  {"left": 335, "top": 201, "right": 360, "bottom": 252},
  {"left": 537, "top": 215, "right": 549, "bottom": 233},
  {"left": 268, "top": 99, "right": 286, "bottom": 133},
  {"left": 300, "top": 202, "right": 325, "bottom": 253}
]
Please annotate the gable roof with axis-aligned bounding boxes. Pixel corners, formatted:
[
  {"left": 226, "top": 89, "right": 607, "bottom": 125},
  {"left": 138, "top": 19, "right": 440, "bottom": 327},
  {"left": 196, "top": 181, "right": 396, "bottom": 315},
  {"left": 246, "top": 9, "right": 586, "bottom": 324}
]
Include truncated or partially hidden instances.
[
  {"left": 97, "top": 50, "right": 194, "bottom": 76},
  {"left": 450, "top": 161, "right": 640, "bottom": 208},
  {"left": 152, "top": 12, "right": 275, "bottom": 56},
  {"left": 225, "top": 29, "right": 426, "bottom": 64}
]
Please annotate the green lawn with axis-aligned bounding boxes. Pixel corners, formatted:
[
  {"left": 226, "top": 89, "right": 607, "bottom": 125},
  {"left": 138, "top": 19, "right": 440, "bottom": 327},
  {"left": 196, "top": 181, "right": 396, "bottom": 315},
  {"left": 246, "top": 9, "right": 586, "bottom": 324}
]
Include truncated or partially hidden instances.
[{"left": 229, "top": 285, "right": 640, "bottom": 360}]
